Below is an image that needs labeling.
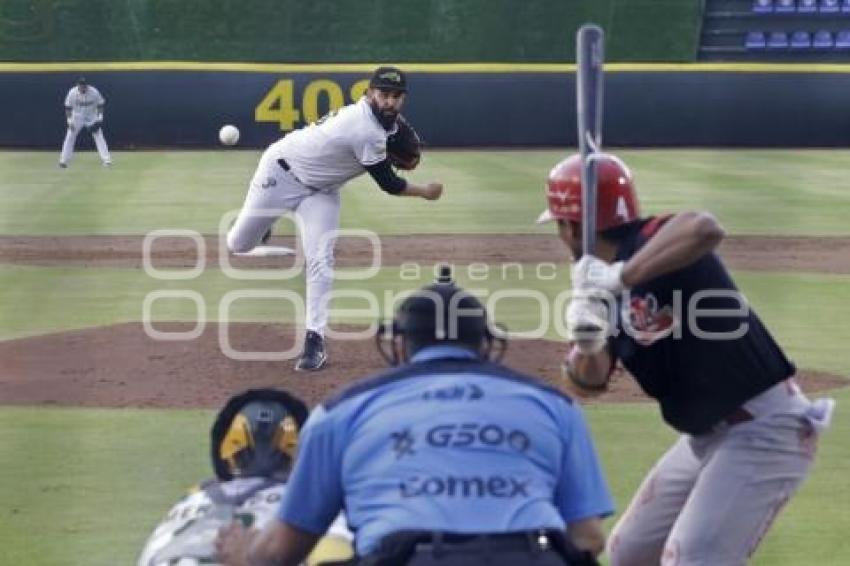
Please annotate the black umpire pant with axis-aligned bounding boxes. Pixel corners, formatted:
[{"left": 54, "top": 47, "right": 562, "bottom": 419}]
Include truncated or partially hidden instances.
[{"left": 354, "top": 530, "right": 599, "bottom": 566}]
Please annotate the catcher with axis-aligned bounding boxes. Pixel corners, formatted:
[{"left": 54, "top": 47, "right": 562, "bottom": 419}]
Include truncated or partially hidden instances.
[{"left": 137, "top": 388, "right": 352, "bottom": 566}]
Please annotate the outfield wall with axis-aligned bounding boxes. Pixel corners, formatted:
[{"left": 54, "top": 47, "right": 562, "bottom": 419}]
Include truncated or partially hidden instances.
[{"left": 3, "top": 63, "right": 850, "bottom": 148}]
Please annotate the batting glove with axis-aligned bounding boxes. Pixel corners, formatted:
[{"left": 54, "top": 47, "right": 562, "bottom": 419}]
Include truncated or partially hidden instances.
[
  {"left": 566, "top": 293, "right": 612, "bottom": 354},
  {"left": 572, "top": 255, "right": 625, "bottom": 295}
]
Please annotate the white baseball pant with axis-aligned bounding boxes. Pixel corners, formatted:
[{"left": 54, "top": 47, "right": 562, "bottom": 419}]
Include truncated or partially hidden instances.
[
  {"left": 607, "top": 380, "right": 834, "bottom": 566},
  {"left": 227, "top": 150, "right": 340, "bottom": 335},
  {"left": 60, "top": 116, "right": 111, "bottom": 165}
]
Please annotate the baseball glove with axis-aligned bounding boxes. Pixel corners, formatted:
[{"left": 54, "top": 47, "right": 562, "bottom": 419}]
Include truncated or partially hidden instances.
[{"left": 387, "top": 115, "right": 422, "bottom": 171}]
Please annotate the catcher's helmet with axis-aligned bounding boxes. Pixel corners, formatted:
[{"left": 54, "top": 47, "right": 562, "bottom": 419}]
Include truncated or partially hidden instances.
[
  {"left": 210, "top": 388, "right": 308, "bottom": 481},
  {"left": 376, "top": 265, "right": 506, "bottom": 364},
  {"left": 536, "top": 153, "right": 640, "bottom": 231}
]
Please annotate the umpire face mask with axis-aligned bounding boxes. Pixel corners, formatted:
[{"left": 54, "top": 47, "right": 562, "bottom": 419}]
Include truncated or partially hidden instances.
[
  {"left": 368, "top": 88, "right": 405, "bottom": 130},
  {"left": 375, "top": 270, "right": 508, "bottom": 365}
]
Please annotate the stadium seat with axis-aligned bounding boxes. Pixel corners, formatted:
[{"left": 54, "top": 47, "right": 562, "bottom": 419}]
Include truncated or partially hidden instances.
[
  {"left": 746, "top": 31, "right": 768, "bottom": 49},
  {"left": 841, "top": 0, "right": 850, "bottom": 12},
  {"left": 753, "top": 0, "right": 774, "bottom": 12},
  {"left": 836, "top": 30, "right": 850, "bottom": 48},
  {"left": 767, "top": 31, "right": 790, "bottom": 48},
  {"left": 820, "top": 0, "right": 840, "bottom": 12},
  {"left": 790, "top": 31, "right": 812, "bottom": 48},
  {"left": 775, "top": 0, "right": 796, "bottom": 12},
  {"left": 813, "top": 30, "right": 834, "bottom": 48},
  {"left": 798, "top": 0, "right": 817, "bottom": 11}
]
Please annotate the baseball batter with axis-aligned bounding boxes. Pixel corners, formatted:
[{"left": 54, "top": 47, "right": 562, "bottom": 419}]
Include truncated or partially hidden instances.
[
  {"left": 538, "top": 153, "right": 835, "bottom": 565},
  {"left": 137, "top": 388, "right": 352, "bottom": 566},
  {"left": 59, "top": 77, "right": 112, "bottom": 168},
  {"left": 227, "top": 66, "right": 443, "bottom": 372}
]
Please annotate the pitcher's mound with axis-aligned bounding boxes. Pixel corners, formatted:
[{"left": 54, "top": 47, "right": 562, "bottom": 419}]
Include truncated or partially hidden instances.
[{"left": 0, "top": 322, "right": 844, "bottom": 409}]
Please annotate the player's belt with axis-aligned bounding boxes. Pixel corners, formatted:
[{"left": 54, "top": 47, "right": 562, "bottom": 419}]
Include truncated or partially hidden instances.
[
  {"left": 413, "top": 531, "right": 555, "bottom": 553},
  {"left": 362, "top": 529, "right": 589, "bottom": 565},
  {"left": 278, "top": 158, "right": 309, "bottom": 185},
  {"left": 723, "top": 407, "right": 754, "bottom": 426},
  {"left": 277, "top": 158, "right": 325, "bottom": 193},
  {"left": 277, "top": 158, "right": 297, "bottom": 177}
]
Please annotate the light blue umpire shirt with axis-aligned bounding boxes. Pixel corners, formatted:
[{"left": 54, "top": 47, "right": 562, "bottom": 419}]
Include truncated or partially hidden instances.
[{"left": 277, "top": 345, "right": 614, "bottom": 556}]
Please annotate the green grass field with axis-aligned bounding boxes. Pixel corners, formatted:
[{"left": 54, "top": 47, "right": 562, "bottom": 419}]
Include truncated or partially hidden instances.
[
  {"left": 1, "top": 149, "right": 848, "bottom": 565},
  {"left": 3, "top": 148, "right": 850, "bottom": 235}
]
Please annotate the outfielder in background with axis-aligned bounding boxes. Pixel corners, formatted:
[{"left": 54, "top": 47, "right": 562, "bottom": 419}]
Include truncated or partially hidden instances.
[
  {"left": 538, "top": 153, "right": 836, "bottom": 565},
  {"left": 227, "top": 65, "right": 443, "bottom": 372},
  {"left": 59, "top": 77, "right": 112, "bottom": 168},
  {"left": 217, "top": 269, "right": 612, "bottom": 566},
  {"left": 137, "top": 388, "right": 352, "bottom": 566}
]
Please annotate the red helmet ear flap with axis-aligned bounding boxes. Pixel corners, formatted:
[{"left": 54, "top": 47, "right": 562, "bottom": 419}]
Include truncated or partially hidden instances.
[{"left": 594, "top": 154, "right": 639, "bottom": 229}]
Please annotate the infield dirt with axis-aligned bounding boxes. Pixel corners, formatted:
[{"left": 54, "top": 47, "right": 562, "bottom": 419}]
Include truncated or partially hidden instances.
[{"left": 0, "top": 233, "right": 847, "bottom": 409}]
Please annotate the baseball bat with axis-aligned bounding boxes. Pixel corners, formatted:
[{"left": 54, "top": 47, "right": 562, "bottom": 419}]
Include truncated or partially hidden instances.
[{"left": 576, "top": 24, "right": 605, "bottom": 257}]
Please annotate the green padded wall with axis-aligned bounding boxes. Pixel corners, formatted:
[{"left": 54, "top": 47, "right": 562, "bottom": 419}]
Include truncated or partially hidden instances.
[{"left": 0, "top": 0, "right": 702, "bottom": 62}]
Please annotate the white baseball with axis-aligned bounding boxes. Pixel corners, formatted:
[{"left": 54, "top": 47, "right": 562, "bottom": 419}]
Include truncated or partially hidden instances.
[{"left": 219, "top": 124, "right": 240, "bottom": 146}]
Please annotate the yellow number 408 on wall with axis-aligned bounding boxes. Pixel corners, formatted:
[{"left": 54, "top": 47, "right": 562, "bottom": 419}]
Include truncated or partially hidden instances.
[{"left": 255, "top": 78, "right": 370, "bottom": 131}]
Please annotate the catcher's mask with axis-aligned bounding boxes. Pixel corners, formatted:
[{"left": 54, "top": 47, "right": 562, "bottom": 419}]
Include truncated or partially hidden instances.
[
  {"left": 210, "top": 388, "right": 308, "bottom": 482},
  {"left": 375, "top": 265, "right": 507, "bottom": 365},
  {"left": 536, "top": 153, "right": 640, "bottom": 230}
]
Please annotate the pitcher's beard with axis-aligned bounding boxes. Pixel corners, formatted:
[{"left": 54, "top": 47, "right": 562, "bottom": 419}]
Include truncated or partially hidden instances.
[{"left": 370, "top": 100, "right": 398, "bottom": 130}]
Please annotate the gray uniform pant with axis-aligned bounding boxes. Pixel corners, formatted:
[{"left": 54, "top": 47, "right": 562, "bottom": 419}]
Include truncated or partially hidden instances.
[
  {"left": 227, "top": 150, "right": 340, "bottom": 335},
  {"left": 607, "top": 380, "right": 833, "bottom": 566},
  {"left": 59, "top": 118, "right": 111, "bottom": 165}
]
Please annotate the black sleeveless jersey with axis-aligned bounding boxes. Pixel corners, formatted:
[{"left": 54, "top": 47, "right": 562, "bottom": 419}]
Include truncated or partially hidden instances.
[{"left": 609, "top": 217, "right": 795, "bottom": 435}]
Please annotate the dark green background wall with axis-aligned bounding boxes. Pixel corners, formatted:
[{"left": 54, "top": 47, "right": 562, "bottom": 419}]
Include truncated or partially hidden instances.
[{"left": 0, "top": 0, "right": 703, "bottom": 62}]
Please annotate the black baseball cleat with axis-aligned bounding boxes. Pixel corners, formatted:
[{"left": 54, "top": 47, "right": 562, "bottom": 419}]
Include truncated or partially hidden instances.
[
  {"left": 58, "top": 162, "right": 68, "bottom": 169},
  {"left": 295, "top": 330, "right": 327, "bottom": 371}
]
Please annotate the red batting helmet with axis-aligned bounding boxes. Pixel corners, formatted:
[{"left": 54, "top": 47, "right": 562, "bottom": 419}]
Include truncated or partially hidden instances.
[{"left": 536, "top": 153, "right": 640, "bottom": 230}]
